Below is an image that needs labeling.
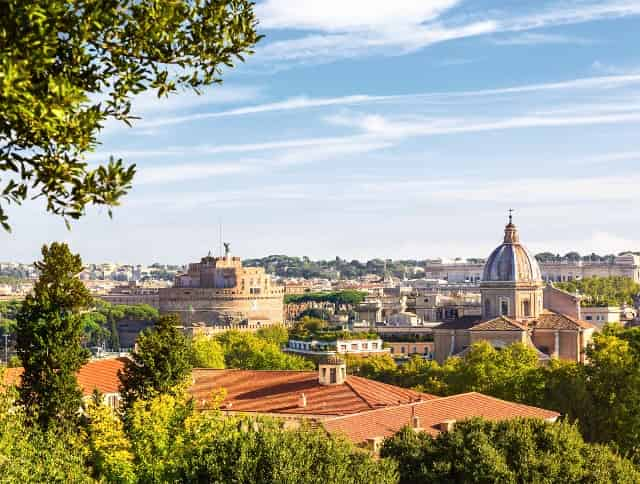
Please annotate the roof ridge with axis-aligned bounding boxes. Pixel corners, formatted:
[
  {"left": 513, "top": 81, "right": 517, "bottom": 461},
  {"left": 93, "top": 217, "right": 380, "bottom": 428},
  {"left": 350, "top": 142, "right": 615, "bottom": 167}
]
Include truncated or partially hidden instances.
[
  {"left": 344, "top": 377, "right": 377, "bottom": 410},
  {"left": 192, "top": 368, "right": 315, "bottom": 374},
  {"left": 322, "top": 391, "right": 485, "bottom": 423}
]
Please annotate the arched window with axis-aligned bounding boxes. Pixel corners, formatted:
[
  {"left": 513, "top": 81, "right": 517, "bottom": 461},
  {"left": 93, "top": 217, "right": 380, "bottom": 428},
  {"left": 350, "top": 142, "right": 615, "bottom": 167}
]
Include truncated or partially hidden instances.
[{"left": 485, "top": 299, "right": 491, "bottom": 316}]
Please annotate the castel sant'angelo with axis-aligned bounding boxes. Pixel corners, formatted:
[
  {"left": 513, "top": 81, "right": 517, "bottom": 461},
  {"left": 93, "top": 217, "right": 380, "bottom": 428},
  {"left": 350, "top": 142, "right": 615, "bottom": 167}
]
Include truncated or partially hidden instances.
[{"left": 158, "top": 244, "right": 284, "bottom": 327}]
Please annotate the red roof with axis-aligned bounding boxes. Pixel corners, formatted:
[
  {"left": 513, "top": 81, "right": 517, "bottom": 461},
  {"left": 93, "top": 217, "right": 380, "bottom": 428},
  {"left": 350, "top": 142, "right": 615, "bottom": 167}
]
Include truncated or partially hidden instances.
[
  {"left": 190, "top": 369, "right": 437, "bottom": 416},
  {"left": 322, "top": 392, "right": 560, "bottom": 444},
  {"left": 2, "top": 357, "right": 127, "bottom": 396}
]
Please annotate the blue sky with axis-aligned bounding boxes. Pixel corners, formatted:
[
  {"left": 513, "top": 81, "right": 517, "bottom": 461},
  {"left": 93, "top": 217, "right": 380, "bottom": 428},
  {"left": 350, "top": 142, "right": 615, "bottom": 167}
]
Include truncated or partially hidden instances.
[{"left": 3, "top": 0, "right": 640, "bottom": 264}]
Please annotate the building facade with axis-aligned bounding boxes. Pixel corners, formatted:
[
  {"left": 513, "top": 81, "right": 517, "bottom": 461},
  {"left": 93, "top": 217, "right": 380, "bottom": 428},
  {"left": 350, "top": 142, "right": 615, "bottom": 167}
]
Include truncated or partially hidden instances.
[
  {"left": 159, "top": 250, "right": 284, "bottom": 327},
  {"left": 425, "top": 254, "right": 640, "bottom": 283},
  {"left": 433, "top": 217, "right": 597, "bottom": 364}
]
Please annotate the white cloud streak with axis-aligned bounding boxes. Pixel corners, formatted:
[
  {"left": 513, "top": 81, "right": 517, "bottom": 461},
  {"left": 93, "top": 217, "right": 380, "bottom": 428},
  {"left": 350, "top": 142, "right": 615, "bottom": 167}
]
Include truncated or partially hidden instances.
[
  {"left": 136, "top": 73, "right": 640, "bottom": 128},
  {"left": 253, "top": 0, "right": 640, "bottom": 64}
]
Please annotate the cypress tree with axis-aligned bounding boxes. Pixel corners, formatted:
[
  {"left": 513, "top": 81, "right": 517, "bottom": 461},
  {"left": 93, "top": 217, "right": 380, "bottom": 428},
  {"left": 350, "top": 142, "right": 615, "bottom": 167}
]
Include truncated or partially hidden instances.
[{"left": 16, "top": 243, "right": 92, "bottom": 428}]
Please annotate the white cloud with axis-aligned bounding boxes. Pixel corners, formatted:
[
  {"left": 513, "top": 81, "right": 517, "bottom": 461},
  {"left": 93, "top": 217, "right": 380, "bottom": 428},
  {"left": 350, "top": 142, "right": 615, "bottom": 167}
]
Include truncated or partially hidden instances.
[
  {"left": 256, "top": 0, "right": 461, "bottom": 31},
  {"left": 325, "top": 109, "right": 640, "bottom": 138},
  {"left": 134, "top": 73, "right": 640, "bottom": 128},
  {"left": 490, "top": 32, "right": 593, "bottom": 46},
  {"left": 126, "top": 136, "right": 394, "bottom": 185},
  {"left": 253, "top": 0, "right": 640, "bottom": 64},
  {"left": 141, "top": 95, "right": 389, "bottom": 127},
  {"left": 129, "top": 85, "right": 261, "bottom": 117}
]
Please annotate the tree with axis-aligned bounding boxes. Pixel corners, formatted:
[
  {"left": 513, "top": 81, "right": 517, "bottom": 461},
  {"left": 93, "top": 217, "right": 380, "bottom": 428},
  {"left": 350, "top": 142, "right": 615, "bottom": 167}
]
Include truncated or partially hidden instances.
[
  {"left": 256, "top": 325, "right": 290, "bottom": 346},
  {"left": 118, "top": 313, "right": 193, "bottom": 413},
  {"left": 0, "top": 0, "right": 261, "bottom": 230},
  {"left": 15, "top": 242, "right": 92, "bottom": 428},
  {"left": 191, "top": 336, "right": 225, "bottom": 369},
  {"left": 381, "top": 418, "right": 640, "bottom": 484},
  {"left": 216, "top": 331, "right": 314, "bottom": 371},
  {"left": 556, "top": 276, "right": 640, "bottom": 307}
]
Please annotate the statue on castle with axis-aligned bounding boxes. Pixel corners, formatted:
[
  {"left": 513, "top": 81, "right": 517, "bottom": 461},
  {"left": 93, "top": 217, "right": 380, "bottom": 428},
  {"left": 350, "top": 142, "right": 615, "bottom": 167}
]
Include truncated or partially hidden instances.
[{"left": 223, "top": 242, "right": 231, "bottom": 257}]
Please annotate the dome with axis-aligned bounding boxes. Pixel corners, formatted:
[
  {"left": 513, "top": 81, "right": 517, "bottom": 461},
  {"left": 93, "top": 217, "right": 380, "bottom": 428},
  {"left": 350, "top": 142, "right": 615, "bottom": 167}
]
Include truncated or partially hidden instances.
[{"left": 482, "top": 220, "right": 542, "bottom": 283}]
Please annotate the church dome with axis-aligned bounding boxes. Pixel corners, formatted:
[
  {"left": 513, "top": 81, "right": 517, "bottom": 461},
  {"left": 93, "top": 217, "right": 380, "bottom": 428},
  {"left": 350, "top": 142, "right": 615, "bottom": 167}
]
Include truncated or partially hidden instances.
[{"left": 482, "top": 218, "right": 542, "bottom": 284}]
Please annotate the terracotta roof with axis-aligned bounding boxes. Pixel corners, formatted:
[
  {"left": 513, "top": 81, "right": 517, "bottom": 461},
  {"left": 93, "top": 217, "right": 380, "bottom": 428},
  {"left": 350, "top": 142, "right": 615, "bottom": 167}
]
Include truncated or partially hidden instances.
[
  {"left": 190, "top": 369, "right": 437, "bottom": 416},
  {"left": 470, "top": 316, "right": 528, "bottom": 331},
  {"left": 322, "top": 392, "right": 560, "bottom": 444},
  {"left": 531, "top": 310, "right": 597, "bottom": 330},
  {"left": 2, "top": 357, "right": 127, "bottom": 396}
]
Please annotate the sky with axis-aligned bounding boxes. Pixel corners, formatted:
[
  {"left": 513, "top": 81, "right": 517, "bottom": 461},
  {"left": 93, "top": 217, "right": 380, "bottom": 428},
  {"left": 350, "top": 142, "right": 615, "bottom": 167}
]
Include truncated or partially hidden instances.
[{"left": 3, "top": 0, "right": 640, "bottom": 265}]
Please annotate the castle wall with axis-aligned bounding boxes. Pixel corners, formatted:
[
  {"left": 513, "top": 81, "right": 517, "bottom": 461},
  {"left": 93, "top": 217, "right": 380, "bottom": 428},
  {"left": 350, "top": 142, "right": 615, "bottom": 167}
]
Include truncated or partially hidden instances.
[{"left": 159, "top": 287, "right": 284, "bottom": 325}]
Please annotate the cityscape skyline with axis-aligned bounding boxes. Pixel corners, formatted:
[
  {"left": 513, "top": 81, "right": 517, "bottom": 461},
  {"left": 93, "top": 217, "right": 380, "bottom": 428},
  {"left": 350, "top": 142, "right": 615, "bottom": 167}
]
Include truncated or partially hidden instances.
[{"left": 2, "top": 0, "right": 640, "bottom": 263}]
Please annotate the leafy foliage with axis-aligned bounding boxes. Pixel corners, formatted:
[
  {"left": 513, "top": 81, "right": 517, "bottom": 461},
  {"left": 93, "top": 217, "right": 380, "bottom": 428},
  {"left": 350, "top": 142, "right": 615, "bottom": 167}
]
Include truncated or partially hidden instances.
[
  {"left": 15, "top": 242, "right": 91, "bottom": 428},
  {"left": 256, "top": 324, "right": 290, "bottom": 346},
  {"left": 556, "top": 276, "right": 640, "bottom": 307},
  {"left": 358, "top": 332, "right": 640, "bottom": 463},
  {"left": 284, "top": 290, "right": 367, "bottom": 306},
  {"left": 216, "top": 330, "right": 314, "bottom": 370},
  {"left": 245, "top": 255, "right": 426, "bottom": 280},
  {"left": 118, "top": 313, "right": 193, "bottom": 413},
  {"left": 85, "top": 391, "right": 398, "bottom": 484},
  {"left": 0, "top": 383, "right": 91, "bottom": 483},
  {"left": 191, "top": 335, "right": 225, "bottom": 369},
  {"left": 0, "top": 0, "right": 260, "bottom": 230},
  {"left": 381, "top": 418, "right": 640, "bottom": 484}
]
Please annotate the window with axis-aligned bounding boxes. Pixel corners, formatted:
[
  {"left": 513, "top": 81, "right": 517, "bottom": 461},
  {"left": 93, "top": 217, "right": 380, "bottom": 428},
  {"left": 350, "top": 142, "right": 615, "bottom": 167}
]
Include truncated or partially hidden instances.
[
  {"left": 586, "top": 315, "right": 593, "bottom": 321},
  {"left": 371, "top": 342, "right": 378, "bottom": 349},
  {"left": 351, "top": 343, "right": 358, "bottom": 351},
  {"left": 401, "top": 346, "right": 405, "bottom": 353},
  {"left": 330, "top": 368, "right": 337, "bottom": 384},
  {"left": 485, "top": 299, "right": 491, "bottom": 315},
  {"left": 322, "top": 368, "right": 327, "bottom": 379},
  {"left": 361, "top": 343, "right": 368, "bottom": 350},
  {"left": 523, "top": 300, "right": 531, "bottom": 317},
  {"left": 500, "top": 299, "right": 509, "bottom": 316},
  {"left": 340, "top": 345, "right": 347, "bottom": 351}
]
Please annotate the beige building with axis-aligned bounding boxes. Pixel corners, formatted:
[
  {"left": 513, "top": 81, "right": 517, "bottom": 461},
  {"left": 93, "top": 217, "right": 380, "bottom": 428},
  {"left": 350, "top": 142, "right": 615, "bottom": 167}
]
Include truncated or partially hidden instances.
[
  {"left": 580, "top": 306, "right": 622, "bottom": 328},
  {"left": 159, "top": 248, "right": 284, "bottom": 327},
  {"left": 433, "top": 217, "right": 597, "bottom": 364},
  {"left": 426, "top": 254, "right": 640, "bottom": 283},
  {"left": 387, "top": 341, "right": 434, "bottom": 358},
  {"left": 407, "top": 291, "right": 482, "bottom": 322}
]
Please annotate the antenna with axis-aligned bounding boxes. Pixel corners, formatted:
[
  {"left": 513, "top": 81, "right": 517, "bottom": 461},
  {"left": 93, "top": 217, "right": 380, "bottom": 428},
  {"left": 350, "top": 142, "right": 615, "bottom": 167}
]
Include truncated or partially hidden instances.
[
  {"left": 218, "top": 218, "right": 223, "bottom": 258},
  {"left": 508, "top": 208, "right": 514, "bottom": 224}
]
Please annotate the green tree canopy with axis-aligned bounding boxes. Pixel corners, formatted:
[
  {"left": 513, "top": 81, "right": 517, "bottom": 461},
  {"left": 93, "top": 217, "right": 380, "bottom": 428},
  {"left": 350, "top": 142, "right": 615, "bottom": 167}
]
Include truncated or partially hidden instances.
[
  {"left": 256, "top": 325, "right": 290, "bottom": 346},
  {"left": 15, "top": 242, "right": 92, "bottom": 428},
  {"left": 556, "top": 276, "right": 640, "bottom": 307},
  {"left": 216, "top": 331, "right": 314, "bottom": 371},
  {"left": 191, "top": 335, "right": 225, "bottom": 369},
  {"left": 0, "top": 0, "right": 260, "bottom": 230},
  {"left": 381, "top": 418, "right": 640, "bottom": 484},
  {"left": 118, "top": 313, "right": 193, "bottom": 413}
]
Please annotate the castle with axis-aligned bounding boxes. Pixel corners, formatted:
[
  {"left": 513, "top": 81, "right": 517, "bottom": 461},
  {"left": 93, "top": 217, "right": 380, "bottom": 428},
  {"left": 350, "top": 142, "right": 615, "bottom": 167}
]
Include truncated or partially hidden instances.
[{"left": 158, "top": 245, "right": 284, "bottom": 327}]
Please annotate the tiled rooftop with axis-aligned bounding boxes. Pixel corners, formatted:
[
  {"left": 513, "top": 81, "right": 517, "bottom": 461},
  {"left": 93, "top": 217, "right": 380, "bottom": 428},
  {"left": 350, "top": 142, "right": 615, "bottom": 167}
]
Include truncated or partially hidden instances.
[
  {"left": 532, "top": 310, "right": 597, "bottom": 330},
  {"left": 190, "top": 369, "right": 437, "bottom": 416},
  {"left": 3, "top": 357, "right": 127, "bottom": 396},
  {"left": 470, "top": 316, "right": 528, "bottom": 331},
  {"left": 322, "top": 392, "right": 560, "bottom": 444}
]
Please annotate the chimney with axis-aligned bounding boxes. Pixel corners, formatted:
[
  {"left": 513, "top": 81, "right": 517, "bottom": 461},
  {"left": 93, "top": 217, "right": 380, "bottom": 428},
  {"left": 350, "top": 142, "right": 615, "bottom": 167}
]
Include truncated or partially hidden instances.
[
  {"left": 299, "top": 393, "right": 307, "bottom": 408},
  {"left": 366, "top": 436, "right": 384, "bottom": 455},
  {"left": 412, "top": 415, "right": 421, "bottom": 430},
  {"left": 438, "top": 419, "right": 456, "bottom": 432}
]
